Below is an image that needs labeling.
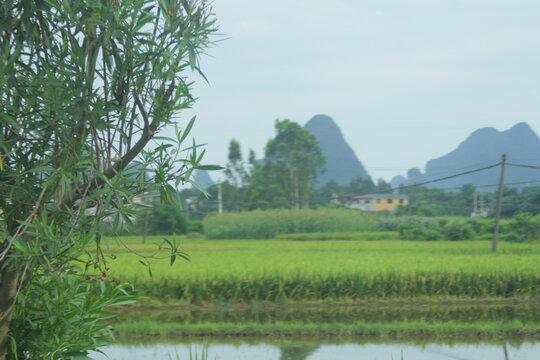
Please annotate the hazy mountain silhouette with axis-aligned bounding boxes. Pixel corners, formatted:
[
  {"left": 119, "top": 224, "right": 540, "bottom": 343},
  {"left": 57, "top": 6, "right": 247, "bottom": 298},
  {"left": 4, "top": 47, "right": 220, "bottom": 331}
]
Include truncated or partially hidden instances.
[
  {"left": 304, "top": 114, "right": 370, "bottom": 186},
  {"left": 193, "top": 169, "right": 214, "bottom": 188},
  {"left": 391, "top": 122, "right": 540, "bottom": 191}
]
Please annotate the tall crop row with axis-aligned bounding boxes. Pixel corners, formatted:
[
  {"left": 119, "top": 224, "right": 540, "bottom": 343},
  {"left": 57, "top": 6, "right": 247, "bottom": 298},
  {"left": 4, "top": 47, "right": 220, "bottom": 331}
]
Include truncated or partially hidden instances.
[
  {"left": 203, "top": 209, "right": 379, "bottom": 239},
  {"left": 131, "top": 271, "right": 540, "bottom": 303}
]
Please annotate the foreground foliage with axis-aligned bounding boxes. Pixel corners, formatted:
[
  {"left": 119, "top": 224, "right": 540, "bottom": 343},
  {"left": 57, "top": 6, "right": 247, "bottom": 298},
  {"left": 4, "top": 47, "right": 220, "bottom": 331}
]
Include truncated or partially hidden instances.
[
  {"left": 11, "top": 276, "right": 136, "bottom": 357},
  {"left": 0, "top": 0, "right": 217, "bottom": 358}
]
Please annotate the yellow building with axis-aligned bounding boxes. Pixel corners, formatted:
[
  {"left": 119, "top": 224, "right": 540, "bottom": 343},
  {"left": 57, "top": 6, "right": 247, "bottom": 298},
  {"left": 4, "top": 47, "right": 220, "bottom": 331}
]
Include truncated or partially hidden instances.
[{"left": 350, "top": 194, "right": 408, "bottom": 212}]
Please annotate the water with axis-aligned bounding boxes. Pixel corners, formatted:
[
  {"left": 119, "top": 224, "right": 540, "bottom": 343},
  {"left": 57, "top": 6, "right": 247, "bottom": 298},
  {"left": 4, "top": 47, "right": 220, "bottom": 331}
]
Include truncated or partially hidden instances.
[
  {"left": 93, "top": 302, "right": 540, "bottom": 359},
  {"left": 124, "top": 303, "right": 540, "bottom": 324},
  {"left": 90, "top": 341, "right": 540, "bottom": 360}
]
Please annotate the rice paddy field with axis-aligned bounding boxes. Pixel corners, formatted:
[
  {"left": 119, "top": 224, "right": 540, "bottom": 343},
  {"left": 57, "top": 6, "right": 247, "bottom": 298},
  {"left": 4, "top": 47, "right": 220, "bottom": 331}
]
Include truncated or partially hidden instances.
[
  {"left": 95, "top": 233, "right": 540, "bottom": 342},
  {"left": 112, "top": 300, "right": 540, "bottom": 340},
  {"left": 102, "top": 234, "right": 540, "bottom": 303}
]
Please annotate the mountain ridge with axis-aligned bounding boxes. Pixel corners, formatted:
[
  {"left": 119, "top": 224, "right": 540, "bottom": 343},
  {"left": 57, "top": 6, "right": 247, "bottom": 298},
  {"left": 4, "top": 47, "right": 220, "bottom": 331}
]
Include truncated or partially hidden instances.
[
  {"left": 391, "top": 122, "right": 540, "bottom": 191},
  {"left": 304, "top": 114, "right": 370, "bottom": 187}
]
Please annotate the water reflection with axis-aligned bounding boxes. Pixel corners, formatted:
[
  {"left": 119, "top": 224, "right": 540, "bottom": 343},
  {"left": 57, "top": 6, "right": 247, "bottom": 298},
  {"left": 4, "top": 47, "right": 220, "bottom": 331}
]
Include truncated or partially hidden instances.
[
  {"left": 103, "top": 302, "right": 540, "bottom": 359},
  {"left": 90, "top": 341, "right": 540, "bottom": 360},
  {"left": 122, "top": 302, "right": 540, "bottom": 325},
  {"left": 279, "top": 345, "right": 319, "bottom": 360}
]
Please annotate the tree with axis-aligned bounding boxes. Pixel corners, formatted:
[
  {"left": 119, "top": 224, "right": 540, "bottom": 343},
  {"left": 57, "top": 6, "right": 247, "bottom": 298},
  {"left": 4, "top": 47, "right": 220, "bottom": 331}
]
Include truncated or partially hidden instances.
[
  {"left": 146, "top": 203, "right": 189, "bottom": 235},
  {"left": 311, "top": 180, "right": 344, "bottom": 207},
  {"left": 223, "top": 139, "right": 247, "bottom": 210},
  {"left": 0, "top": 1, "right": 217, "bottom": 358},
  {"left": 456, "top": 184, "right": 475, "bottom": 216},
  {"left": 374, "top": 178, "right": 393, "bottom": 193},
  {"left": 348, "top": 176, "right": 375, "bottom": 195},
  {"left": 248, "top": 149, "right": 257, "bottom": 166},
  {"left": 244, "top": 159, "right": 289, "bottom": 209},
  {"left": 255, "top": 119, "right": 325, "bottom": 209}
]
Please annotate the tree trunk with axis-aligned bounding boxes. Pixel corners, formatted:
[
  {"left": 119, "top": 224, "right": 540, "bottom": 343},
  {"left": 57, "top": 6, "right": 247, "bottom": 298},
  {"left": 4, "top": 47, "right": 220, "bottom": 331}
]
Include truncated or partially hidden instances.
[{"left": 0, "top": 267, "right": 19, "bottom": 360}]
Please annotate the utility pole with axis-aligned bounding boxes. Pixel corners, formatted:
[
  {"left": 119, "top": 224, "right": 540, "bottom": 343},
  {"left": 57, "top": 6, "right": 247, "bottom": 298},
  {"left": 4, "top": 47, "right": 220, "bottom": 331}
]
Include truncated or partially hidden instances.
[
  {"left": 480, "top": 192, "right": 486, "bottom": 217},
  {"left": 472, "top": 192, "right": 478, "bottom": 217},
  {"left": 492, "top": 154, "right": 507, "bottom": 253},
  {"left": 143, "top": 208, "right": 149, "bottom": 244},
  {"left": 294, "top": 168, "right": 299, "bottom": 210},
  {"left": 217, "top": 179, "right": 223, "bottom": 215}
]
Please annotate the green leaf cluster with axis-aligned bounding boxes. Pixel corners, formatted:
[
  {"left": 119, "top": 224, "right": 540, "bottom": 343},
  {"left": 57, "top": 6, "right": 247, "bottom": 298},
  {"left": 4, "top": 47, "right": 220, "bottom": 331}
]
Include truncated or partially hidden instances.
[{"left": 0, "top": 0, "right": 219, "bottom": 357}]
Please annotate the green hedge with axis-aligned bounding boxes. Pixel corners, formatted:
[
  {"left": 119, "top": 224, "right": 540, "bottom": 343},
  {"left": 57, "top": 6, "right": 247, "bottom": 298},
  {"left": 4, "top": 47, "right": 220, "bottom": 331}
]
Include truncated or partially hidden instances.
[
  {"left": 203, "top": 209, "right": 540, "bottom": 242},
  {"left": 203, "top": 209, "right": 379, "bottom": 239},
  {"left": 276, "top": 231, "right": 400, "bottom": 241}
]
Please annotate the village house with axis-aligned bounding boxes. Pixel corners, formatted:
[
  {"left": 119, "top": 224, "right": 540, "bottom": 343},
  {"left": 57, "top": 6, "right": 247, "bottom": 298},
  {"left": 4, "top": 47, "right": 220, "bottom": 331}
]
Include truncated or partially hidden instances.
[{"left": 334, "top": 194, "right": 408, "bottom": 212}]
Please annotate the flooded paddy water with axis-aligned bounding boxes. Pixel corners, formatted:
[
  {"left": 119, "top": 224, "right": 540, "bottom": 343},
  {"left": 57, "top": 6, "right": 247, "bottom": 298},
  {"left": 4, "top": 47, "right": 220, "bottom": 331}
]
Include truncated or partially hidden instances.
[
  {"left": 92, "top": 340, "right": 539, "bottom": 360},
  {"left": 92, "top": 300, "right": 540, "bottom": 359},
  {"left": 115, "top": 300, "right": 540, "bottom": 325}
]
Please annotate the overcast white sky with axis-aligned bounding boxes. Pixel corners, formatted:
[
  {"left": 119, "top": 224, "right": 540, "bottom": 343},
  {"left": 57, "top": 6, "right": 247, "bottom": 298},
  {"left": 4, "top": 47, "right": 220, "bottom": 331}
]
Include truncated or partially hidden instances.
[{"left": 179, "top": 0, "right": 540, "bottom": 182}]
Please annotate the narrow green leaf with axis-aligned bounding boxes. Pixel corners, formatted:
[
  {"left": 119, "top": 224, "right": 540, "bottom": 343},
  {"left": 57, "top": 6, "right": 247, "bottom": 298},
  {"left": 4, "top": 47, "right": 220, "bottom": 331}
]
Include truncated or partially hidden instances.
[{"left": 179, "top": 116, "right": 196, "bottom": 144}]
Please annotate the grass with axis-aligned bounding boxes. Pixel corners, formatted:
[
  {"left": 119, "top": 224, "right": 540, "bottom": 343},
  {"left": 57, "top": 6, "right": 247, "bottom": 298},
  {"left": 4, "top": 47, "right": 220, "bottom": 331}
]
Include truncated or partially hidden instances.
[
  {"left": 111, "top": 297, "right": 540, "bottom": 340},
  {"left": 116, "top": 301, "right": 540, "bottom": 324},
  {"left": 112, "top": 318, "right": 540, "bottom": 340},
  {"left": 99, "top": 235, "right": 540, "bottom": 303}
]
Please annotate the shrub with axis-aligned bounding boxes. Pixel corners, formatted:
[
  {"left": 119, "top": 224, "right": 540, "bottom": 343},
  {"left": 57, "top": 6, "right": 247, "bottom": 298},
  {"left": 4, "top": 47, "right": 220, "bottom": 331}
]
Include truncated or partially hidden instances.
[
  {"left": 187, "top": 220, "right": 204, "bottom": 233},
  {"left": 398, "top": 219, "right": 442, "bottom": 241},
  {"left": 442, "top": 221, "right": 474, "bottom": 241},
  {"left": 145, "top": 203, "right": 188, "bottom": 235},
  {"left": 499, "top": 232, "right": 524, "bottom": 243},
  {"left": 377, "top": 217, "right": 406, "bottom": 231},
  {"left": 10, "top": 275, "right": 136, "bottom": 357},
  {"left": 398, "top": 217, "right": 478, "bottom": 241},
  {"left": 466, "top": 218, "right": 493, "bottom": 235},
  {"left": 506, "top": 212, "right": 540, "bottom": 242}
]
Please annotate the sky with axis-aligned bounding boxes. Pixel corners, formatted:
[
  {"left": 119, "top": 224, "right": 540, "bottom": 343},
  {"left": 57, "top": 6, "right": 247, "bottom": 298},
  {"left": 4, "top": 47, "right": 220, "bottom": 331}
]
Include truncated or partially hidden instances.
[{"left": 178, "top": 0, "right": 540, "bottom": 182}]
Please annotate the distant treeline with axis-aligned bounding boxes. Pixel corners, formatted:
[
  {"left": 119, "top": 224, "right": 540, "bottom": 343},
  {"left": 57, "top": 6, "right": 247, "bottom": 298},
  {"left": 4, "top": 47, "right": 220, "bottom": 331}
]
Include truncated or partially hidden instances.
[
  {"left": 111, "top": 118, "right": 540, "bottom": 236},
  {"left": 179, "top": 120, "right": 540, "bottom": 219},
  {"left": 181, "top": 179, "right": 540, "bottom": 220}
]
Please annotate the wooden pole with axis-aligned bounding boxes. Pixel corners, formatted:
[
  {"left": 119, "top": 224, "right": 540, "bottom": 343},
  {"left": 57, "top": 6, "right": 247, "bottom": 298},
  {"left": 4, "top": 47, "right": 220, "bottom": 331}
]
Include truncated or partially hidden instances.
[
  {"left": 218, "top": 180, "right": 223, "bottom": 215},
  {"left": 492, "top": 154, "right": 507, "bottom": 253},
  {"left": 142, "top": 208, "right": 149, "bottom": 244}
]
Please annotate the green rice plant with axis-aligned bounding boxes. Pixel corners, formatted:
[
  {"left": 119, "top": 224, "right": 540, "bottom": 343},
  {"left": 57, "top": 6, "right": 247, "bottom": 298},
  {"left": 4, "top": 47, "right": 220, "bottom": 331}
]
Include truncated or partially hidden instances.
[
  {"left": 203, "top": 209, "right": 379, "bottom": 239},
  {"left": 164, "top": 344, "right": 209, "bottom": 360},
  {"left": 105, "top": 238, "right": 540, "bottom": 303}
]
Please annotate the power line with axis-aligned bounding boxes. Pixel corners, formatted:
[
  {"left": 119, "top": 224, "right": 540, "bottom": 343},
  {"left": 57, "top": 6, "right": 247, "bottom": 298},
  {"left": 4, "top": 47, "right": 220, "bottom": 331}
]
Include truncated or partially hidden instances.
[
  {"left": 375, "top": 162, "right": 502, "bottom": 195},
  {"left": 404, "top": 179, "right": 540, "bottom": 192},
  {"left": 142, "top": 160, "right": 540, "bottom": 212},
  {"left": 507, "top": 162, "right": 540, "bottom": 170}
]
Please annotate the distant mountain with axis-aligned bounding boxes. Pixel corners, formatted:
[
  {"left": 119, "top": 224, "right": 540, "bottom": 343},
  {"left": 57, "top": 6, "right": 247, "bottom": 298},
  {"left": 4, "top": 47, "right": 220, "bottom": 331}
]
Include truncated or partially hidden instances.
[
  {"left": 304, "top": 114, "right": 370, "bottom": 186},
  {"left": 390, "top": 122, "right": 540, "bottom": 191},
  {"left": 193, "top": 169, "right": 214, "bottom": 188}
]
